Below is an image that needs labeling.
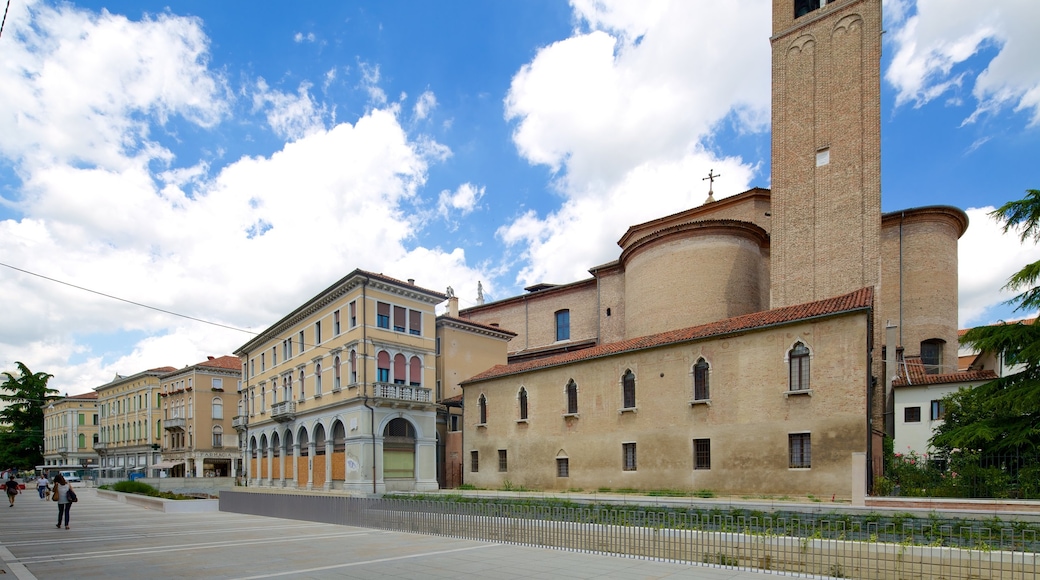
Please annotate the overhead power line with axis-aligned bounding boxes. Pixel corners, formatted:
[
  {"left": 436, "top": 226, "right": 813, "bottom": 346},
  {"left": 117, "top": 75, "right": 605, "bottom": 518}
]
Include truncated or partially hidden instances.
[{"left": 0, "top": 260, "right": 256, "bottom": 336}]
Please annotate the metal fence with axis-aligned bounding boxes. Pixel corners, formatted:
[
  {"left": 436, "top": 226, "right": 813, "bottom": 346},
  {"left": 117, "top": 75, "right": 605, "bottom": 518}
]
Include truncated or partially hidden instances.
[{"left": 220, "top": 491, "right": 1039, "bottom": 579}]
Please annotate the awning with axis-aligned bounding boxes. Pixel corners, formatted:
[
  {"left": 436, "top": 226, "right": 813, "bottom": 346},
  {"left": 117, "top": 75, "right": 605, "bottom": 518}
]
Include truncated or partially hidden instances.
[{"left": 151, "top": 461, "right": 184, "bottom": 470}]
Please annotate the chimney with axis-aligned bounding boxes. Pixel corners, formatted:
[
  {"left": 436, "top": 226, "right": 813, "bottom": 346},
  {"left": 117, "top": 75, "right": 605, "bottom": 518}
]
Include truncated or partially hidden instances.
[
  {"left": 449, "top": 296, "right": 459, "bottom": 317},
  {"left": 208, "top": 356, "right": 215, "bottom": 360},
  {"left": 407, "top": 278, "right": 415, "bottom": 285}
]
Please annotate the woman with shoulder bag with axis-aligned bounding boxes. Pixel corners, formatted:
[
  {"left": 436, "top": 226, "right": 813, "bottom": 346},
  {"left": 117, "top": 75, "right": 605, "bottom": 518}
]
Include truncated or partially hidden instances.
[{"left": 52, "top": 474, "right": 74, "bottom": 529}]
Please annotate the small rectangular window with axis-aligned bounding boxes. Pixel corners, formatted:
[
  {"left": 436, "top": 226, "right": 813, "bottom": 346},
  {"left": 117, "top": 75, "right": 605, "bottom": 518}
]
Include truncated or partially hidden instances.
[
  {"left": 212, "top": 378, "right": 223, "bottom": 390},
  {"left": 904, "top": 406, "right": 921, "bottom": 423},
  {"left": 333, "top": 310, "right": 341, "bottom": 335},
  {"left": 622, "top": 442, "right": 637, "bottom": 471},
  {"left": 260, "top": 353, "right": 265, "bottom": 372},
  {"left": 298, "top": 331, "right": 305, "bottom": 352},
  {"left": 470, "top": 450, "right": 479, "bottom": 473},
  {"left": 394, "top": 305, "right": 407, "bottom": 332},
  {"left": 556, "top": 457, "right": 569, "bottom": 478},
  {"left": 315, "top": 321, "right": 322, "bottom": 345},
  {"left": 789, "top": 433, "right": 811, "bottom": 468},
  {"left": 409, "top": 309, "right": 422, "bottom": 336},
  {"left": 694, "top": 438, "right": 711, "bottom": 470},
  {"left": 377, "top": 302, "right": 391, "bottom": 329},
  {"left": 349, "top": 300, "right": 357, "bottom": 327},
  {"left": 930, "top": 400, "right": 946, "bottom": 421},
  {"left": 555, "top": 310, "right": 570, "bottom": 341},
  {"left": 449, "top": 415, "right": 459, "bottom": 432},
  {"left": 498, "top": 449, "right": 508, "bottom": 472}
]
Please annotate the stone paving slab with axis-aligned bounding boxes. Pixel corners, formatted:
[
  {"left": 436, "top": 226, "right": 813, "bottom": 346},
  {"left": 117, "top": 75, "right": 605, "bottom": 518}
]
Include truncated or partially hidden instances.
[{"left": 0, "top": 488, "right": 777, "bottom": 579}]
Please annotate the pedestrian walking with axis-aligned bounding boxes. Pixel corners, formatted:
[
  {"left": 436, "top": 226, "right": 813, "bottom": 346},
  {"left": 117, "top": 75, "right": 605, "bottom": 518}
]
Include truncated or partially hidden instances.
[
  {"left": 52, "top": 474, "right": 73, "bottom": 529},
  {"left": 4, "top": 474, "right": 20, "bottom": 507},
  {"left": 36, "top": 474, "right": 50, "bottom": 500}
]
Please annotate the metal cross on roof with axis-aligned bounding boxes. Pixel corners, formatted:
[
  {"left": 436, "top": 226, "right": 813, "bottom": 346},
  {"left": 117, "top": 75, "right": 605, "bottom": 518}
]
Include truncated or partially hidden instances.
[{"left": 702, "top": 169, "right": 721, "bottom": 204}]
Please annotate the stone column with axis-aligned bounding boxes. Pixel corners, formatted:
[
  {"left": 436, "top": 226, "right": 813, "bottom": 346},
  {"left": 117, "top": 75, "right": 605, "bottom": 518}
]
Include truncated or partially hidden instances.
[
  {"left": 266, "top": 443, "right": 274, "bottom": 487},
  {"left": 324, "top": 439, "right": 333, "bottom": 491},
  {"left": 278, "top": 442, "right": 286, "bottom": 488},
  {"left": 292, "top": 443, "right": 300, "bottom": 489},
  {"left": 306, "top": 441, "right": 315, "bottom": 490}
]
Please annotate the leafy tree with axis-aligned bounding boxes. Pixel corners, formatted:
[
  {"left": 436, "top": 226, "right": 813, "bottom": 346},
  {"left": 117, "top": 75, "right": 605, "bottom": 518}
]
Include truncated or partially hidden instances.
[
  {"left": 937, "top": 189, "right": 1040, "bottom": 455},
  {"left": 0, "top": 362, "right": 58, "bottom": 468}
]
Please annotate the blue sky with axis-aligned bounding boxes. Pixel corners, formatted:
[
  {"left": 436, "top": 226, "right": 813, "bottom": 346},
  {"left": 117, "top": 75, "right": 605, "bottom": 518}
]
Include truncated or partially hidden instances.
[{"left": 1, "top": 0, "right": 1039, "bottom": 395}]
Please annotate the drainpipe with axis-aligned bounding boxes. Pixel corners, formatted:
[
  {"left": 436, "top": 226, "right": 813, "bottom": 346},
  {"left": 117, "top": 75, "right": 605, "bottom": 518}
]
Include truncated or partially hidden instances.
[
  {"left": 361, "top": 277, "right": 376, "bottom": 493},
  {"left": 898, "top": 213, "right": 904, "bottom": 348}
]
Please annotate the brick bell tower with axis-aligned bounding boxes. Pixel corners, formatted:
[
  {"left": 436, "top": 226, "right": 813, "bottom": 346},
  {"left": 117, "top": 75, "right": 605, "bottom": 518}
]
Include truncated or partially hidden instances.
[{"left": 769, "top": 0, "right": 882, "bottom": 308}]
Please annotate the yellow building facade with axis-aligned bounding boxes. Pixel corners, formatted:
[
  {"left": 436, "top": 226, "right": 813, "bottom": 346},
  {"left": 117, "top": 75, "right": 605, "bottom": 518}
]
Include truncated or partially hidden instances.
[
  {"left": 42, "top": 392, "right": 99, "bottom": 470},
  {"left": 95, "top": 367, "right": 174, "bottom": 478},
  {"left": 159, "top": 355, "right": 242, "bottom": 478},
  {"left": 235, "top": 270, "right": 445, "bottom": 492}
]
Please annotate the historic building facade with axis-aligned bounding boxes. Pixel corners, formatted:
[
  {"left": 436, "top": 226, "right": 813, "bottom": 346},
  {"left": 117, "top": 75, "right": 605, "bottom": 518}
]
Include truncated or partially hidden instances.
[
  {"left": 158, "top": 355, "right": 243, "bottom": 478},
  {"left": 42, "top": 392, "right": 99, "bottom": 469},
  {"left": 234, "top": 270, "right": 446, "bottom": 493},
  {"left": 94, "top": 367, "right": 173, "bottom": 478},
  {"left": 456, "top": 0, "right": 973, "bottom": 498}
]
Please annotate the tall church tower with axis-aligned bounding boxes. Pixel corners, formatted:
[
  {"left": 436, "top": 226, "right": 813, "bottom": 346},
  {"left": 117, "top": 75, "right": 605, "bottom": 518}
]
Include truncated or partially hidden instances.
[{"left": 769, "top": 0, "right": 882, "bottom": 308}]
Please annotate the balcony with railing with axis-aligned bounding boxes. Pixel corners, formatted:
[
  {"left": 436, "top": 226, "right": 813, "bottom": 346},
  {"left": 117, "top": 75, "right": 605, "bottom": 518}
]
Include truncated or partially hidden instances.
[
  {"left": 232, "top": 415, "right": 248, "bottom": 431},
  {"left": 164, "top": 417, "right": 186, "bottom": 431},
  {"left": 271, "top": 401, "right": 296, "bottom": 422},
  {"left": 372, "top": 382, "right": 433, "bottom": 408}
]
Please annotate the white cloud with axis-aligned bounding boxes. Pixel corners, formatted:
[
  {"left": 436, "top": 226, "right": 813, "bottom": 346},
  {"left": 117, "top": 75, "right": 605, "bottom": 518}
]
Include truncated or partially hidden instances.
[
  {"left": 885, "top": 0, "right": 1040, "bottom": 125},
  {"left": 501, "top": 0, "right": 771, "bottom": 285},
  {"left": 414, "top": 90, "right": 438, "bottom": 120},
  {"left": 438, "top": 183, "right": 485, "bottom": 219},
  {"left": 252, "top": 79, "right": 327, "bottom": 140},
  {"left": 958, "top": 206, "right": 1040, "bottom": 326},
  {"left": 0, "top": 4, "right": 487, "bottom": 395},
  {"left": 293, "top": 32, "right": 316, "bottom": 43},
  {"left": 0, "top": 1, "right": 228, "bottom": 173},
  {"left": 498, "top": 153, "right": 758, "bottom": 285},
  {"left": 358, "top": 61, "right": 388, "bottom": 106}
]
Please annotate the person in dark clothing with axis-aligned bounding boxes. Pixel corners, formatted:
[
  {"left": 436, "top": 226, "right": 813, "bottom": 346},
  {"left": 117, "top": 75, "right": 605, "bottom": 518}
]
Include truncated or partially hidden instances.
[{"left": 4, "top": 474, "right": 20, "bottom": 507}]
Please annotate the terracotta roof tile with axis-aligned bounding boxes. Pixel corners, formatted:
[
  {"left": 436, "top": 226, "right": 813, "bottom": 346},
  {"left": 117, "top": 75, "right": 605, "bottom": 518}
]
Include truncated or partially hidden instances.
[
  {"left": 197, "top": 355, "right": 242, "bottom": 370},
  {"left": 66, "top": 392, "right": 98, "bottom": 400},
  {"left": 464, "top": 287, "right": 874, "bottom": 384},
  {"left": 893, "top": 355, "right": 997, "bottom": 387}
]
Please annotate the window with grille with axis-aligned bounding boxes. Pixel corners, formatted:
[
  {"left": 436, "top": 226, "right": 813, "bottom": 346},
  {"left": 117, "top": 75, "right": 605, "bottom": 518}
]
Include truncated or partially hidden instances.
[
  {"left": 556, "top": 457, "right": 569, "bottom": 477},
  {"left": 622, "top": 442, "right": 637, "bottom": 471},
  {"left": 470, "top": 450, "right": 479, "bottom": 472},
  {"left": 694, "top": 438, "right": 710, "bottom": 470},
  {"left": 789, "top": 433, "right": 811, "bottom": 468},
  {"left": 498, "top": 449, "right": 508, "bottom": 472}
]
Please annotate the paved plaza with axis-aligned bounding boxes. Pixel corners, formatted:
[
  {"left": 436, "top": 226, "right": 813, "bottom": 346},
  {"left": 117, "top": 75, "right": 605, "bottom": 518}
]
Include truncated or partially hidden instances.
[{"left": 0, "top": 487, "right": 775, "bottom": 579}]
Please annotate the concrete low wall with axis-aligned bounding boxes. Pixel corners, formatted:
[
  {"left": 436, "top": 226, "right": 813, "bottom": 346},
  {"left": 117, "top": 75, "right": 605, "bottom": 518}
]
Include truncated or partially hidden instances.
[
  {"left": 97, "top": 489, "right": 219, "bottom": 513},
  {"left": 95, "top": 477, "right": 236, "bottom": 496}
]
